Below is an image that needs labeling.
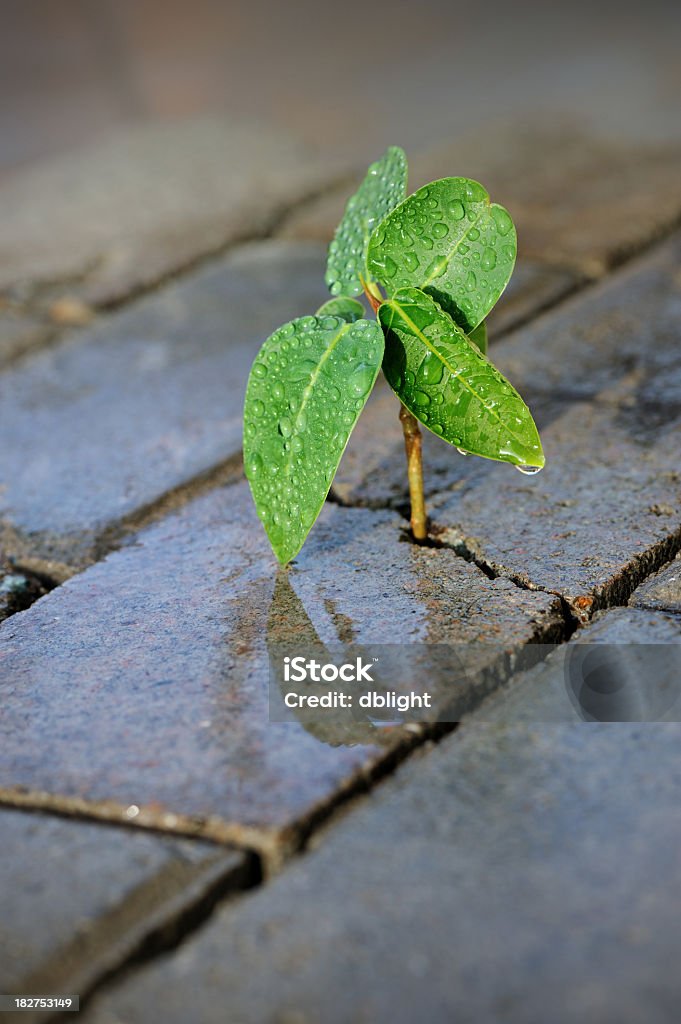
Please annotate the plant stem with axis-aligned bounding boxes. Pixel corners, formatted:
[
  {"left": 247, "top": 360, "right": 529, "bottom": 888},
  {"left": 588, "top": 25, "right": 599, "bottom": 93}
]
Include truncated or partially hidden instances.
[
  {"left": 399, "top": 404, "right": 427, "bottom": 540},
  {"left": 361, "top": 274, "right": 382, "bottom": 314}
]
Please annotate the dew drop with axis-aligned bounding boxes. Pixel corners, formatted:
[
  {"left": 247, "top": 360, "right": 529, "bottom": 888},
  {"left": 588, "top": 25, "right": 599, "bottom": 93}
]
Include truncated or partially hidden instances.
[
  {"left": 272, "top": 382, "right": 284, "bottom": 400},
  {"left": 467, "top": 228, "right": 480, "bottom": 241},
  {"left": 247, "top": 452, "right": 263, "bottom": 475},
  {"left": 278, "top": 416, "right": 293, "bottom": 438},
  {"left": 431, "top": 423, "right": 444, "bottom": 435},
  {"left": 516, "top": 464, "right": 543, "bottom": 475},
  {"left": 481, "top": 247, "right": 497, "bottom": 271},
  {"left": 448, "top": 200, "right": 465, "bottom": 220},
  {"left": 412, "top": 390, "right": 431, "bottom": 407},
  {"left": 349, "top": 363, "right": 375, "bottom": 397},
  {"left": 466, "top": 271, "right": 477, "bottom": 291},
  {"left": 403, "top": 251, "right": 420, "bottom": 273},
  {"left": 320, "top": 316, "right": 338, "bottom": 330},
  {"left": 382, "top": 255, "right": 398, "bottom": 278},
  {"left": 431, "top": 222, "right": 448, "bottom": 239},
  {"left": 456, "top": 447, "right": 470, "bottom": 457},
  {"left": 291, "top": 435, "right": 304, "bottom": 454},
  {"left": 252, "top": 362, "right": 268, "bottom": 379},
  {"left": 251, "top": 399, "right": 265, "bottom": 418},
  {"left": 287, "top": 359, "right": 318, "bottom": 382},
  {"left": 417, "top": 351, "right": 444, "bottom": 385},
  {"left": 421, "top": 235, "right": 434, "bottom": 250},
  {"left": 492, "top": 207, "right": 513, "bottom": 236}
]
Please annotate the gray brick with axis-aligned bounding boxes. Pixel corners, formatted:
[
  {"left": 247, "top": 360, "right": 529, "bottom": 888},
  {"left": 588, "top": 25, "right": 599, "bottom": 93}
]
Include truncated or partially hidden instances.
[
  {"left": 0, "top": 808, "right": 247, "bottom": 1007},
  {"left": 82, "top": 710, "right": 681, "bottom": 1024},
  {"left": 475, "top": 607, "right": 681, "bottom": 724},
  {"left": 0, "top": 117, "right": 341, "bottom": 306},
  {"left": 0, "top": 483, "right": 561, "bottom": 855},
  {"left": 431, "top": 394, "right": 680, "bottom": 619},
  {"left": 630, "top": 554, "right": 681, "bottom": 615},
  {"left": 0, "top": 241, "right": 329, "bottom": 569}
]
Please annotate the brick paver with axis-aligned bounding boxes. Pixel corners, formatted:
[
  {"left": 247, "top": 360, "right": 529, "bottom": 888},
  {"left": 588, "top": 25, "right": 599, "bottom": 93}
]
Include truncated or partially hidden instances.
[
  {"left": 81, "top": 702, "right": 681, "bottom": 1024},
  {"left": 0, "top": 118, "right": 341, "bottom": 306},
  {"left": 0, "top": 241, "right": 328, "bottom": 570},
  {"left": 0, "top": 808, "right": 248, "bottom": 1010},
  {"left": 630, "top": 553, "right": 681, "bottom": 615}
]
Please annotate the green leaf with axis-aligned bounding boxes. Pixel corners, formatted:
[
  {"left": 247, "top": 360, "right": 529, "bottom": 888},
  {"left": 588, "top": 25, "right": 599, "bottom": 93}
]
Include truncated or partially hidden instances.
[
  {"left": 325, "top": 147, "right": 407, "bottom": 298},
  {"left": 244, "top": 314, "right": 384, "bottom": 563},
  {"left": 469, "top": 320, "right": 487, "bottom": 355},
  {"left": 367, "top": 178, "right": 516, "bottom": 333},
  {"left": 379, "top": 288, "right": 544, "bottom": 470},
  {"left": 316, "top": 296, "right": 365, "bottom": 323}
]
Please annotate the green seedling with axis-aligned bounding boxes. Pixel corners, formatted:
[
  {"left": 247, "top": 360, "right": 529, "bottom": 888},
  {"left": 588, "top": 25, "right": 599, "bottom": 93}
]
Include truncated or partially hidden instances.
[{"left": 243, "top": 146, "right": 544, "bottom": 564}]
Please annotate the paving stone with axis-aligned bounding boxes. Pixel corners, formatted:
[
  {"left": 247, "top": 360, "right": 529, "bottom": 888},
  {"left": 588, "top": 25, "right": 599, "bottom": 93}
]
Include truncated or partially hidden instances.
[
  {"left": 474, "top": 607, "right": 681, "bottom": 725},
  {"left": 630, "top": 554, "right": 681, "bottom": 616},
  {"left": 82, "top": 713, "right": 681, "bottom": 1024},
  {"left": 280, "top": 122, "right": 681, "bottom": 278},
  {"left": 0, "top": 807, "right": 248, "bottom": 1005},
  {"left": 0, "top": 117, "right": 342, "bottom": 306},
  {"left": 431, "top": 394, "right": 681, "bottom": 620},
  {"left": 0, "top": 483, "right": 562, "bottom": 858},
  {"left": 0, "top": 241, "right": 329, "bottom": 569}
]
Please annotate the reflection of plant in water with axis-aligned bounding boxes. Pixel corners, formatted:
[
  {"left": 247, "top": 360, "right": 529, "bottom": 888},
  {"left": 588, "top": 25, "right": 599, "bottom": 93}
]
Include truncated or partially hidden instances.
[
  {"left": 244, "top": 146, "right": 544, "bottom": 563},
  {"left": 267, "top": 571, "right": 404, "bottom": 749}
]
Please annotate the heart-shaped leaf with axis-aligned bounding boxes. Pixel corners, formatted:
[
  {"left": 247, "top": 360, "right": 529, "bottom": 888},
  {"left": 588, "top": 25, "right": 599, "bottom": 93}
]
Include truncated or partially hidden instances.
[
  {"left": 244, "top": 314, "right": 384, "bottom": 563},
  {"left": 316, "top": 296, "right": 366, "bottom": 323},
  {"left": 379, "top": 288, "right": 543, "bottom": 470},
  {"left": 325, "top": 146, "right": 407, "bottom": 298},
  {"left": 367, "top": 178, "right": 516, "bottom": 333}
]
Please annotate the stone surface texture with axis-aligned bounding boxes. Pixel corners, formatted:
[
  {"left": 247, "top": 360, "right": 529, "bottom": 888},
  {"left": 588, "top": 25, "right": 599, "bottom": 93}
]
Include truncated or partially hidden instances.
[
  {"left": 0, "top": 809, "right": 248, "bottom": 1002},
  {"left": 0, "top": 241, "right": 328, "bottom": 568},
  {"left": 630, "top": 553, "right": 681, "bottom": 615},
  {"left": 474, "top": 607, "right": 681, "bottom": 724},
  {"left": 0, "top": 117, "right": 342, "bottom": 305},
  {"left": 82, "top": 715, "right": 681, "bottom": 1024}
]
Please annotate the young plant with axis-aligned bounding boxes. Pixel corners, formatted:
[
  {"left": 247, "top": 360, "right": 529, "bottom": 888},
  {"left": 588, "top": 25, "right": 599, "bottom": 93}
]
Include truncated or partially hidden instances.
[{"left": 243, "top": 147, "right": 544, "bottom": 564}]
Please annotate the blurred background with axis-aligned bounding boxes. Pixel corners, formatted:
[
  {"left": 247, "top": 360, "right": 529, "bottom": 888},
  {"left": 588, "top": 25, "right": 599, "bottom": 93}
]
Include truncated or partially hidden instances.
[{"left": 2, "top": 0, "right": 680, "bottom": 179}]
